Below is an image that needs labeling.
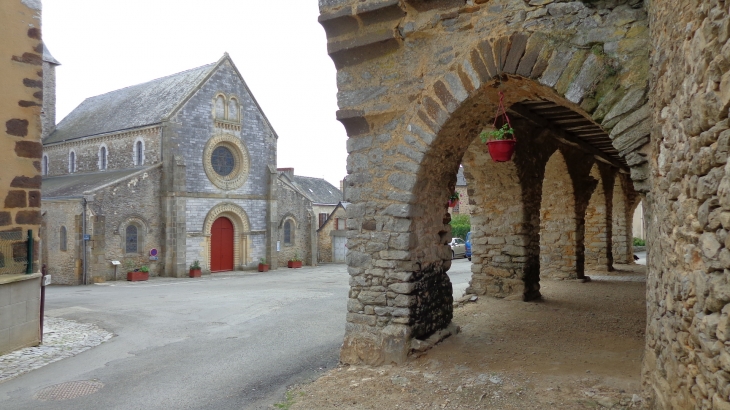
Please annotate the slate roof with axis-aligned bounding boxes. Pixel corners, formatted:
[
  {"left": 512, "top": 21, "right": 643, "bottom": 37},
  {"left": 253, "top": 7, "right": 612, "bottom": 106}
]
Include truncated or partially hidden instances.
[
  {"left": 42, "top": 166, "right": 158, "bottom": 198},
  {"left": 456, "top": 167, "right": 466, "bottom": 186},
  {"left": 292, "top": 176, "right": 342, "bottom": 205},
  {"left": 42, "top": 45, "right": 60, "bottom": 65},
  {"left": 45, "top": 63, "right": 217, "bottom": 144}
]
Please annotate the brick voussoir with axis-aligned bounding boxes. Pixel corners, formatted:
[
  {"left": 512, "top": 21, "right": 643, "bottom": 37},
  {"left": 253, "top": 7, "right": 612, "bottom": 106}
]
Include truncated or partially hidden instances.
[{"left": 503, "top": 32, "right": 529, "bottom": 74}]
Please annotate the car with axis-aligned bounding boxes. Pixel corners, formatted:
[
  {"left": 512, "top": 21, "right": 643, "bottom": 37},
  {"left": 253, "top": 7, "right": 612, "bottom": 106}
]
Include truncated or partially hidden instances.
[
  {"left": 465, "top": 232, "right": 472, "bottom": 261},
  {"left": 449, "top": 237, "right": 466, "bottom": 259}
]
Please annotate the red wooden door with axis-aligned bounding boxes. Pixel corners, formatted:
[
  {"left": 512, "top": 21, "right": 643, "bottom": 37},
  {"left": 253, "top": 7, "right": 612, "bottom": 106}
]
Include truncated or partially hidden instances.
[{"left": 211, "top": 217, "right": 234, "bottom": 272}]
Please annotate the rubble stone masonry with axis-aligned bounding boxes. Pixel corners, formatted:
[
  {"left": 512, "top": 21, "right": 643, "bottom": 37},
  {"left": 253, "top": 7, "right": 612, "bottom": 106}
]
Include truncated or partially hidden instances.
[
  {"left": 0, "top": 0, "right": 43, "bottom": 355},
  {"left": 645, "top": 0, "right": 730, "bottom": 407}
]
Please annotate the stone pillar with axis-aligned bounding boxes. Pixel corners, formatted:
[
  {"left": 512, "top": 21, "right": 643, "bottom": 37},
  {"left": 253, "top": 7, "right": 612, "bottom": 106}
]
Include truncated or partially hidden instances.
[
  {"left": 267, "top": 165, "right": 278, "bottom": 270},
  {"left": 612, "top": 174, "right": 635, "bottom": 264},
  {"left": 584, "top": 165, "right": 614, "bottom": 271}
]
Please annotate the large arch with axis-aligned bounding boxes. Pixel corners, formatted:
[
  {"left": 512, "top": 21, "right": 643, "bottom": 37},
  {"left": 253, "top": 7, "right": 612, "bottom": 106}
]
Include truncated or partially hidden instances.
[
  {"left": 201, "top": 202, "right": 251, "bottom": 273},
  {"left": 324, "top": 3, "right": 650, "bottom": 366}
]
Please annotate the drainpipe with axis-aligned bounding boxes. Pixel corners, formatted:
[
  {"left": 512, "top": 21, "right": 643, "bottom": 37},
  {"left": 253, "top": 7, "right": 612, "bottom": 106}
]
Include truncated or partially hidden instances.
[{"left": 82, "top": 198, "right": 88, "bottom": 285}]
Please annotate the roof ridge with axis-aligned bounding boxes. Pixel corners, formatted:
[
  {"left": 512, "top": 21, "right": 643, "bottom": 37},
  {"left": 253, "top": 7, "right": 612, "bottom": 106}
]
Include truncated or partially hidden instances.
[{"left": 81, "top": 62, "right": 216, "bottom": 102}]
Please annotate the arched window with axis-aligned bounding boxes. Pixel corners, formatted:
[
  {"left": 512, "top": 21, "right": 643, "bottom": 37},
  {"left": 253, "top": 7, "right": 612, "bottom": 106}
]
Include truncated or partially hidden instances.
[
  {"left": 228, "top": 97, "right": 239, "bottom": 122},
  {"left": 215, "top": 95, "right": 226, "bottom": 119},
  {"left": 69, "top": 151, "right": 76, "bottom": 173},
  {"left": 60, "top": 226, "right": 67, "bottom": 251},
  {"left": 125, "top": 225, "right": 138, "bottom": 253},
  {"left": 42, "top": 155, "right": 48, "bottom": 176},
  {"left": 284, "top": 220, "right": 292, "bottom": 245},
  {"left": 134, "top": 140, "right": 144, "bottom": 166},
  {"left": 99, "top": 146, "right": 107, "bottom": 170}
]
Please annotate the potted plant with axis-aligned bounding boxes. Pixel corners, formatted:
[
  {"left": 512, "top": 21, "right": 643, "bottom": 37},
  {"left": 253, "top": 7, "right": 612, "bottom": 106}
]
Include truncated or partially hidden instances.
[
  {"left": 287, "top": 253, "right": 302, "bottom": 269},
  {"left": 127, "top": 264, "right": 149, "bottom": 282},
  {"left": 448, "top": 192, "right": 460, "bottom": 208},
  {"left": 189, "top": 260, "right": 202, "bottom": 278},
  {"left": 480, "top": 123, "right": 516, "bottom": 162},
  {"left": 258, "top": 257, "right": 269, "bottom": 272}
]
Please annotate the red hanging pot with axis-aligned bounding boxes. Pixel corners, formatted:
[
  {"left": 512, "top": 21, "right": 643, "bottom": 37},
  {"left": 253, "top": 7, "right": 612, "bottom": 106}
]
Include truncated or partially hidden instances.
[
  {"left": 447, "top": 199, "right": 459, "bottom": 208},
  {"left": 487, "top": 140, "right": 516, "bottom": 162}
]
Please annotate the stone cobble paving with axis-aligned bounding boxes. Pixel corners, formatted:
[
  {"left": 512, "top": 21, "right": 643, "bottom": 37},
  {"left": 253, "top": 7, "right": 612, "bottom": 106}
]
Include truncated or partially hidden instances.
[{"left": 0, "top": 317, "right": 113, "bottom": 384}]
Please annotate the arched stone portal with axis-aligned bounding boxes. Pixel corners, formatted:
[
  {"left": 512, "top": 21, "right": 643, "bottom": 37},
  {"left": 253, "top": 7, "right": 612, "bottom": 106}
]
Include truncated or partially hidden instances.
[
  {"left": 201, "top": 202, "right": 251, "bottom": 273},
  {"left": 612, "top": 173, "right": 638, "bottom": 264},
  {"left": 322, "top": 2, "right": 651, "bottom": 366}
]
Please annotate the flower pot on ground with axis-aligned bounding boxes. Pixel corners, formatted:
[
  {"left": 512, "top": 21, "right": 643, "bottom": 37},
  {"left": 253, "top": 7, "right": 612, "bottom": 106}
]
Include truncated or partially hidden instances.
[
  {"left": 258, "top": 258, "right": 269, "bottom": 272},
  {"left": 189, "top": 260, "right": 201, "bottom": 278},
  {"left": 287, "top": 260, "right": 302, "bottom": 268},
  {"left": 127, "top": 265, "right": 150, "bottom": 281}
]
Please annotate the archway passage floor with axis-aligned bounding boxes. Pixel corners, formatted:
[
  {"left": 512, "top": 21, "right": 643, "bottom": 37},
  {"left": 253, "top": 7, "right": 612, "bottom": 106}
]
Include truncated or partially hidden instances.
[{"left": 288, "top": 264, "right": 646, "bottom": 409}]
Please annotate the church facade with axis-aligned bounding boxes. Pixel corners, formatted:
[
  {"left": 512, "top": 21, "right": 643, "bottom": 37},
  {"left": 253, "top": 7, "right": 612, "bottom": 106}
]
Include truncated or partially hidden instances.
[{"left": 41, "top": 55, "right": 339, "bottom": 284}]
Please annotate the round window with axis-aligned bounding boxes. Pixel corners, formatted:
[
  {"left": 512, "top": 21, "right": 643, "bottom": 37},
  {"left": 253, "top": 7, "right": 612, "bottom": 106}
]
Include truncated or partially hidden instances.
[
  {"left": 211, "top": 146, "right": 235, "bottom": 176},
  {"left": 203, "top": 134, "right": 250, "bottom": 190}
]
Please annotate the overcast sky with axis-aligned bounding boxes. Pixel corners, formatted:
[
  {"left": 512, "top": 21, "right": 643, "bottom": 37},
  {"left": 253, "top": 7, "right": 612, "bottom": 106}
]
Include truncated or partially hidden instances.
[{"left": 42, "top": 0, "right": 347, "bottom": 186}]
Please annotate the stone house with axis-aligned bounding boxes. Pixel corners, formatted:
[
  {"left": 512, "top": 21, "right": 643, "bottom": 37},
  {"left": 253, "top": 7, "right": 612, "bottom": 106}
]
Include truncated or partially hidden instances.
[
  {"left": 276, "top": 168, "right": 343, "bottom": 266},
  {"left": 317, "top": 201, "right": 349, "bottom": 263},
  {"left": 450, "top": 167, "right": 469, "bottom": 215},
  {"left": 0, "top": 0, "right": 45, "bottom": 355},
  {"left": 41, "top": 54, "right": 281, "bottom": 283}
]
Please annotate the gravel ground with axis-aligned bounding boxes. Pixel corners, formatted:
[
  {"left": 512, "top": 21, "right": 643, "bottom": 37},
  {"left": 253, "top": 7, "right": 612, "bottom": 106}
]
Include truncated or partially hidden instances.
[
  {"left": 282, "top": 264, "right": 647, "bottom": 409},
  {"left": 0, "top": 317, "right": 113, "bottom": 384}
]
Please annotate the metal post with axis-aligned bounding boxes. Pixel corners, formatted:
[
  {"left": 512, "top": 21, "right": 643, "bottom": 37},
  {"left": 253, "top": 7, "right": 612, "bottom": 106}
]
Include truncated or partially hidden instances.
[
  {"left": 40, "top": 264, "right": 47, "bottom": 343},
  {"left": 82, "top": 198, "right": 87, "bottom": 285},
  {"left": 26, "top": 229, "right": 33, "bottom": 274}
]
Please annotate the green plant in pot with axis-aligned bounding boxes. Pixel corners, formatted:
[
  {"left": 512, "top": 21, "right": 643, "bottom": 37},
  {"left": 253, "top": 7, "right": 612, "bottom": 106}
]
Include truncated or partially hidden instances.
[
  {"left": 258, "top": 257, "right": 269, "bottom": 272},
  {"left": 288, "top": 252, "right": 302, "bottom": 269},
  {"left": 448, "top": 191, "right": 460, "bottom": 208},
  {"left": 189, "top": 260, "right": 202, "bottom": 278},
  {"left": 480, "top": 124, "right": 516, "bottom": 162},
  {"left": 127, "top": 261, "right": 150, "bottom": 282}
]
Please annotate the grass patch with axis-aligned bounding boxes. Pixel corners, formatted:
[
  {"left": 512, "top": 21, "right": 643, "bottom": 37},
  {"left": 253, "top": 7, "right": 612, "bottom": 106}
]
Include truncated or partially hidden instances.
[{"left": 274, "top": 391, "right": 305, "bottom": 410}]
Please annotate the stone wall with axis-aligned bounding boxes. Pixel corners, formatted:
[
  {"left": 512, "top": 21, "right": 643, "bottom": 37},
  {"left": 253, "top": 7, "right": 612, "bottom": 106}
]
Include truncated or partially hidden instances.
[
  {"left": 41, "top": 199, "right": 83, "bottom": 285},
  {"left": 318, "top": 204, "right": 347, "bottom": 263},
  {"left": 644, "top": 0, "right": 730, "bottom": 407},
  {"left": 86, "top": 166, "right": 164, "bottom": 281},
  {"left": 43, "top": 127, "right": 162, "bottom": 176},
  {"left": 0, "top": 0, "right": 44, "bottom": 354},
  {"left": 276, "top": 180, "right": 314, "bottom": 266}
]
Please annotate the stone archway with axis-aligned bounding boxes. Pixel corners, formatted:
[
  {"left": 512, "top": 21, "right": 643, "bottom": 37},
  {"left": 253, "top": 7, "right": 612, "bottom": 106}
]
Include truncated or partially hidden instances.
[
  {"left": 612, "top": 173, "right": 638, "bottom": 264},
  {"left": 323, "top": 3, "right": 650, "bottom": 366},
  {"left": 539, "top": 150, "right": 578, "bottom": 280},
  {"left": 202, "top": 202, "right": 251, "bottom": 273}
]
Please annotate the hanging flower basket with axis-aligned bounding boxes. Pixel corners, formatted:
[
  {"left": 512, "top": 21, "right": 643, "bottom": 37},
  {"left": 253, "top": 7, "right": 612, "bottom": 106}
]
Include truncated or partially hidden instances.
[
  {"left": 479, "top": 91, "right": 516, "bottom": 162},
  {"left": 487, "top": 140, "right": 516, "bottom": 162},
  {"left": 447, "top": 192, "right": 460, "bottom": 208}
]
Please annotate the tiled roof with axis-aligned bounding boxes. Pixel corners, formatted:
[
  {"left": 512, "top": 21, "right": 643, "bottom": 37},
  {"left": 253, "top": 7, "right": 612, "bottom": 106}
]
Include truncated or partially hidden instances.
[
  {"left": 292, "top": 176, "right": 342, "bottom": 205},
  {"left": 45, "top": 63, "right": 216, "bottom": 144},
  {"left": 42, "top": 166, "right": 158, "bottom": 198}
]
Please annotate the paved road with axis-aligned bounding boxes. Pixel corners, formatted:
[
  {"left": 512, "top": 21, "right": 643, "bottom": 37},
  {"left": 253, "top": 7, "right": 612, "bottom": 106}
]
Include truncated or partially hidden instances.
[{"left": 0, "top": 260, "right": 473, "bottom": 409}]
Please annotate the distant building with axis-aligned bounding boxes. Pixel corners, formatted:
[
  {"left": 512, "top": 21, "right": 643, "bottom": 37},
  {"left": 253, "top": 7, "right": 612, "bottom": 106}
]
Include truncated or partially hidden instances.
[{"left": 41, "top": 55, "right": 344, "bottom": 284}]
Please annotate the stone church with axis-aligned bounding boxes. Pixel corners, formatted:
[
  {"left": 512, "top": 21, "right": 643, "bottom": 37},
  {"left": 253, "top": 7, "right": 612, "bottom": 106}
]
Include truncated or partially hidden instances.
[{"left": 41, "top": 54, "right": 341, "bottom": 284}]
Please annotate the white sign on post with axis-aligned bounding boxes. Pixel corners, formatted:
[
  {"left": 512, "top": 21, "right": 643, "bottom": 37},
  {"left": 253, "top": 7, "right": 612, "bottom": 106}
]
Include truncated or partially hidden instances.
[
  {"left": 277, "top": 241, "right": 280, "bottom": 252},
  {"left": 111, "top": 260, "right": 121, "bottom": 265}
]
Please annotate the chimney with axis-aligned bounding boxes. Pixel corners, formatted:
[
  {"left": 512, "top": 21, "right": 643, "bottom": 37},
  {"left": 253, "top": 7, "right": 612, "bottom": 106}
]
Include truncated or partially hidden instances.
[{"left": 277, "top": 167, "right": 294, "bottom": 179}]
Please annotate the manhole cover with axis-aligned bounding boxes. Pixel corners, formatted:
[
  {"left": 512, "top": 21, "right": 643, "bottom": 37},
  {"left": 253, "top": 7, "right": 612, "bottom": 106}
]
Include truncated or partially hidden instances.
[{"left": 35, "top": 380, "right": 104, "bottom": 401}]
